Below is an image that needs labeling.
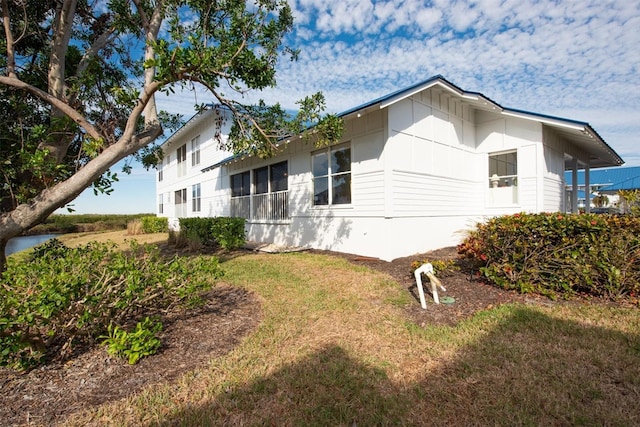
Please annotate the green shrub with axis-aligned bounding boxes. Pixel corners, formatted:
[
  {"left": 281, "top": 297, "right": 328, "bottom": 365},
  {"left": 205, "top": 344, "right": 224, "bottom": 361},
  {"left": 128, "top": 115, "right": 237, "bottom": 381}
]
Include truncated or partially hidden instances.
[
  {"left": 410, "top": 259, "right": 459, "bottom": 277},
  {"left": 177, "top": 217, "right": 246, "bottom": 250},
  {"left": 141, "top": 216, "right": 168, "bottom": 233},
  {"left": 180, "top": 218, "right": 217, "bottom": 246},
  {"left": 30, "top": 214, "right": 154, "bottom": 234},
  {"left": 458, "top": 212, "right": 640, "bottom": 300},
  {"left": 0, "top": 240, "right": 223, "bottom": 370},
  {"left": 101, "top": 317, "right": 162, "bottom": 365},
  {"left": 211, "top": 217, "right": 246, "bottom": 250}
]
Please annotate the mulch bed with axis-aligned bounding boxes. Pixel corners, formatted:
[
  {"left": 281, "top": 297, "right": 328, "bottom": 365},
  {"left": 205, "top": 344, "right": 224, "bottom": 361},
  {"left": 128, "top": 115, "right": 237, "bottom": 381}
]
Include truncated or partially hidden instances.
[
  {"left": 0, "top": 284, "right": 260, "bottom": 427},
  {"left": 320, "top": 247, "right": 547, "bottom": 327}
]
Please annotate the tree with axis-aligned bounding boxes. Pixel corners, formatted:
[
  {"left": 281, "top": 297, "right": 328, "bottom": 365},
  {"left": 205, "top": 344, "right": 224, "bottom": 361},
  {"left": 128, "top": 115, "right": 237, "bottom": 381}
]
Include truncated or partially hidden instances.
[
  {"left": 0, "top": 0, "right": 342, "bottom": 271},
  {"left": 618, "top": 190, "right": 640, "bottom": 216},
  {"left": 592, "top": 193, "right": 609, "bottom": 208}
]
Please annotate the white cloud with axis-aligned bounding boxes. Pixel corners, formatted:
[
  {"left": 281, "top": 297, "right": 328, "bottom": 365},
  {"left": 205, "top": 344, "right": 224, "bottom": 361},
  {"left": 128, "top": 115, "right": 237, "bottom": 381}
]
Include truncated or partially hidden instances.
[{"left": 160, "top": 0, "right": 640, "bottom": 164}]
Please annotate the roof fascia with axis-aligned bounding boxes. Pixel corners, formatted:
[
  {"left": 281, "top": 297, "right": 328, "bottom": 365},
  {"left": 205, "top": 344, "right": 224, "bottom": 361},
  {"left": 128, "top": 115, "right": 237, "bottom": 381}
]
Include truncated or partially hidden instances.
[
  {"left": 377, "top": 76, "right": 503, "bottom": 112},
  {"left": 501, "top": 109, "right": 586, "bottom": 131},
  {"left": 503, "top": 109, "right": 623, "bottom": 165}
]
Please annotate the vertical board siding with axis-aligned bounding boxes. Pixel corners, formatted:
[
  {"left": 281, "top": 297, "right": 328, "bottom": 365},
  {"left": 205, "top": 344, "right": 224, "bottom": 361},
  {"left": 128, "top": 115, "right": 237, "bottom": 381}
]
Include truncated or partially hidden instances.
[
  {"left": 543, "top": 176, "right": 564, "bottom": 212},
  {"left": 517, "top": 176, "right": 538, "bottom": 212}
]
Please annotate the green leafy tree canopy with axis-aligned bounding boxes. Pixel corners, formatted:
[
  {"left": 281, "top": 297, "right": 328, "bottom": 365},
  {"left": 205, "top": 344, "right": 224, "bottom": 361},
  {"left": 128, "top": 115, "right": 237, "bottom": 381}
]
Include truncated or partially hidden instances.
[{"left": 0, "top": 0, "right": 343, "bottom": 270}]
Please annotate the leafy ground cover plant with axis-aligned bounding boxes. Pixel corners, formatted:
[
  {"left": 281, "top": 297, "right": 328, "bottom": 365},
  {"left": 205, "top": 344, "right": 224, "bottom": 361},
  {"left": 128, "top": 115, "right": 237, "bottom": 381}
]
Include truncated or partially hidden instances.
[
  {"left": 457, "top": 212, "right": 640, "bottom": 300},
  {"left": 0, "top": 239, "right": 223, "bottom": 370},
  {"left": 101, "top": 317, "right": 163, "bottom": 365}
]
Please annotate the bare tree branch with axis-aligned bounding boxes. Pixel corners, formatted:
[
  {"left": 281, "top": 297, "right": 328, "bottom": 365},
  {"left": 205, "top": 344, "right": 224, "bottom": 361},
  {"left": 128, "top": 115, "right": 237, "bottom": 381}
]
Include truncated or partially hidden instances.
[
  {"left": 1, "top": 0, "right": 16, "bottom": 78},
  {"left": 49, "top": 0, "right": 78, "bottom": 102},
  {"left": 133, "top": 0, "right": 164, "bottom": 126}
]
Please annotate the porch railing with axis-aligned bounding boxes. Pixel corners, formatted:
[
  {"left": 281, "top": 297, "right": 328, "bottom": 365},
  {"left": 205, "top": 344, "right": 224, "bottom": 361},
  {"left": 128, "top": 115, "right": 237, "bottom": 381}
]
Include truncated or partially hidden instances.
[{"left": 230, "top": 191, "right": 288, "bottom": 221}]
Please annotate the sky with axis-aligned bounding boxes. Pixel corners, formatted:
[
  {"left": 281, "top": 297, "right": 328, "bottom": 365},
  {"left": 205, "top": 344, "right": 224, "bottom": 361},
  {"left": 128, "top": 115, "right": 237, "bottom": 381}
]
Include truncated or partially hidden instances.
[{"left": 62, "top": 0, "right": 640, "bottom": 214}]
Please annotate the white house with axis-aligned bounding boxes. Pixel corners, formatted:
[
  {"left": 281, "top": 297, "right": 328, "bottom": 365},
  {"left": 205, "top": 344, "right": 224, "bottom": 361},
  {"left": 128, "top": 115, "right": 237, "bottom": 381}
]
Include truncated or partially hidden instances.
[{"left": 156, "top": 75, "right": 623, "bottom": 261}]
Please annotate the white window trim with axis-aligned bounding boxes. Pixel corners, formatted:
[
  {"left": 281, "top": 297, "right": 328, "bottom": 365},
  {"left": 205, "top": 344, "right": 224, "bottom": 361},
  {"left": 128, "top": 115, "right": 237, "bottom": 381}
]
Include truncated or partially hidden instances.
[
  {"left": 311, "top": 142, "right": 352, "bottom": 208},
  {"left": 191, "top": 135, "right": 201, "bottom": 167},
  {"left": 487, "top": 150, "right": 519, "bottom": 206}
]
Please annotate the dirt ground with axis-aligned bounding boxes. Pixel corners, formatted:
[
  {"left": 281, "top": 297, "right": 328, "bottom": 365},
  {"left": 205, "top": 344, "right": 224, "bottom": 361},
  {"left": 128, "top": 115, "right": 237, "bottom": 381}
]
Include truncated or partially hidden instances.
[{"left": 0, "top": 246, "right": 571, "bottom": 426}]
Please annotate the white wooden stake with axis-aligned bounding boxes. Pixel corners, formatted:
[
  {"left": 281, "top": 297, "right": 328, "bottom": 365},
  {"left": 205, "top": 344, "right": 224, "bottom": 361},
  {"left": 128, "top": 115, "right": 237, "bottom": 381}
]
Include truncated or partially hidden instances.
[{"left": 414, "top": 263, "right": 447, "bottom": 309}]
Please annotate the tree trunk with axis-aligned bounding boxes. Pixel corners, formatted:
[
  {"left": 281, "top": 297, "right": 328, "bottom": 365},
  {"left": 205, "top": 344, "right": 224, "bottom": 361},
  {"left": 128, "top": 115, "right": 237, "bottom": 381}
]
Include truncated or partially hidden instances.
[
  {"left": 41, "top": 0, "right": 77, "bottom": 163},
  {"left": 0, "top": 122, "right": 162, "bottom": 272}
]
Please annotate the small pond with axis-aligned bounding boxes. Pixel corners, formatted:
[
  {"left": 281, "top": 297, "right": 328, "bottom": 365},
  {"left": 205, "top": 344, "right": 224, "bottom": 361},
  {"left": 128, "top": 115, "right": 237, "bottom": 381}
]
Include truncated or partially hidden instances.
[{"left": 5, "top": 234, "right": 59, "bottom": 257}]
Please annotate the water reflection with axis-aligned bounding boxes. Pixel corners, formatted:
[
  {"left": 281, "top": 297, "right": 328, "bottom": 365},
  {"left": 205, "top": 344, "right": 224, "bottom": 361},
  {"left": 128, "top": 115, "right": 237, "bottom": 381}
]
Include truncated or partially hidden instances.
[{"left": 5, "top": 234, "right": 59, "bottom": 257}]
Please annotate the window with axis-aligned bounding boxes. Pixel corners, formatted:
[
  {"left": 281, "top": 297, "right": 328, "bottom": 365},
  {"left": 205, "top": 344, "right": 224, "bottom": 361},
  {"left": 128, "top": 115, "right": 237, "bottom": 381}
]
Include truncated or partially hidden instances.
[
  {"left": 231, "top": 162, "right": 289, "bottom": 221},
  {"left": 254, "top": 161, "right": 288, "bottom": 195},
  {"left": 252, "top": 161, "right": 288, "bottom": 220},
  {"left": 158, "top": 194, "right": 164, "bottom": 214},
  {"left": 177, "top": 144, "right": 187, "bottom": 177},
  {"left": 191, "top": 136, "right": 201, "bottom": 166},
  {"left": 488, "top": 151, "right": 518, "bottom": 204},
  {"left": 312, "top": 144, "right": 351, "bottom": 206},
  {"left": 158, "top": 155, "right": 168, "bottom": 181},
  {"left": 192, "top": 183, "right": 201, "bottom": 212},
  {"left": 270, "top": 161, "right": 288, "bottom": 192},
  {"left": 230, "top": 171, "right": 250, "bottom": 219},
  {"left": 231, "top": 171, "right": 250, "bottom": 197},
  {"left": 174, "top": 188, "right": 187, "bottom": 217},
  {"left": 254, "top": 166, "right": 269, "bottom": 194}
]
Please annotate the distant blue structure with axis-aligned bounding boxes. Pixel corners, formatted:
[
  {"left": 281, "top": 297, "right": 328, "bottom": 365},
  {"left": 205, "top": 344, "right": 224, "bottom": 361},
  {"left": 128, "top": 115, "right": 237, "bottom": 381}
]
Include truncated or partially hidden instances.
[
  {"left": 564, "top": 166, "right": 640, "bottom": 210},
  {"left": 564, "top": 166, "right": 640, "bottom": 193}
]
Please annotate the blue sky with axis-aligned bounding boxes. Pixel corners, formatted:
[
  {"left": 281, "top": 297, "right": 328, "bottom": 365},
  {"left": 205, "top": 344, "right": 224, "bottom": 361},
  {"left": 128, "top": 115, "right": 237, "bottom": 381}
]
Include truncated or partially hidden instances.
[{"left": 63, "top": 0, "right": 640, "bottom": 214}]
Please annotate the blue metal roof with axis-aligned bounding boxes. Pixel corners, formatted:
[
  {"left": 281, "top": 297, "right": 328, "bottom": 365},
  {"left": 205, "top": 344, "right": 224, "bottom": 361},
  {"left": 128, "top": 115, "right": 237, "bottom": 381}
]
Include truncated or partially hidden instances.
[{"left": 564, "top": 166, "right": 640, "bottom": 191}]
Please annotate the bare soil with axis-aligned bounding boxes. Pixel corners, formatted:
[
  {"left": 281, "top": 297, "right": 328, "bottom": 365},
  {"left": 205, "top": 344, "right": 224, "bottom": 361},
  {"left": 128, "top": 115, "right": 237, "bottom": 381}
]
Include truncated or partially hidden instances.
[{"left": 0, "top": 246, "right": 616, "bottom": 426}]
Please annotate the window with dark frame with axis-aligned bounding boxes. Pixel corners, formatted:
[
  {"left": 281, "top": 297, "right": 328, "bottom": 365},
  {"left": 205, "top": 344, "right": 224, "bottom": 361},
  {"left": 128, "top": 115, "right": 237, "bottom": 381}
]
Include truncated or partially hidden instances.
[
  {"left": 176, "top": 144, "right": 187, "bottom": 177},
  {"left": 270, "top": 161, "right": 288, "bottom": 192},
  {"left": 254, "top": 166, "right": 269, "bottom": 194},
  {"left": 230, "top": 162, "right": 289, "bottom": 221},
  {"left": 231, "top": 171, "right": 250, "bottom": 197},
  {"left": 174, "top": 188, "right": 187, "bottom": 217}
]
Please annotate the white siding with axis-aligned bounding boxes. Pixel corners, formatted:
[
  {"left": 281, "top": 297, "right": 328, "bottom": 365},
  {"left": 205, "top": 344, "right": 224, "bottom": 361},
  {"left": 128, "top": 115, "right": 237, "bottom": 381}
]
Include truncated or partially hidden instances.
[
  {"left": 156, "top": 108, "right": 234, "bottom": 221},
  {"left": 391, "top": 171, "right": 482, "bottom": 216},
  {"left": 157, "top": 83, "right": 581, "bottom": 261}
]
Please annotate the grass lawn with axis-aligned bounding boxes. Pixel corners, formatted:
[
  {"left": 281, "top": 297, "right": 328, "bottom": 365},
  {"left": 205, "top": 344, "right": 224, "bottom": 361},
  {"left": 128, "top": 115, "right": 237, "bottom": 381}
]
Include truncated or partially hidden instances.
[{"left": 44, "top": 233, "right": 640, "bottom": 426}]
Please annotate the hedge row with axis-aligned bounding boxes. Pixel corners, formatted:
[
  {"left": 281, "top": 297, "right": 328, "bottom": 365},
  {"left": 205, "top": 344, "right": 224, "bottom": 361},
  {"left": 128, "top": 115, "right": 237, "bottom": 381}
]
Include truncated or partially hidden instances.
[
  {"left": 177, "top": 217, "right": 246, "bottom": 250},
  {"left": 140, "top": 216, "right": 168, "bottom": 233},
  {"left": 457, "top": 212, "right": 640, "bottom": 300}
]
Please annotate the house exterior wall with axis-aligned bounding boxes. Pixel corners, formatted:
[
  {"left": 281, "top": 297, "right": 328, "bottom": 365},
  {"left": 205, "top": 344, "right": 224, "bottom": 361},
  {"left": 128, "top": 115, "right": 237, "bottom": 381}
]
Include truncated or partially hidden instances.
[
  {"left": 239, "top": 107, "right": 392, "bottom": 258},
  {"left": 156, "top": 108, "right": 234, "bottom": 228},
  {"left": 157, "top": 88, "right": 586, "bottom": 261},
  {"left": 541, "top": 142, "right": 566, "bottom": 212}
]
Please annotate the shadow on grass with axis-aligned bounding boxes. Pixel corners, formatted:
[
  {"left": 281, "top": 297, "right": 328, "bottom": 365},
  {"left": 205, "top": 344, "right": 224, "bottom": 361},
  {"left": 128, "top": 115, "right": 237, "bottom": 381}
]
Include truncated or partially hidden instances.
[{"left": 153, "top": 306, "right": 640, "bottom": 426}]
